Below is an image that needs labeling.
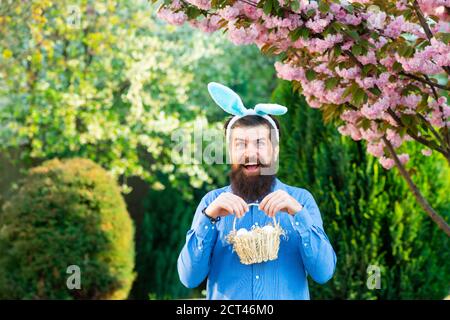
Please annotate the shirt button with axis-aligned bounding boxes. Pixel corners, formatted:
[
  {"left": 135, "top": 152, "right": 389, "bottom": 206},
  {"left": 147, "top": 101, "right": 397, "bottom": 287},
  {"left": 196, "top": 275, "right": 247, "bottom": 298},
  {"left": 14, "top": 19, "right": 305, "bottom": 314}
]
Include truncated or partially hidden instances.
[
  {"left": 198, "top": 246, "right": 202, "bottom": 250},
  {"left": 204, "top": 225, "right": 208, "bottom": 229},
  {"left": 255, "top": 222, "right": 259, "bottom": 226},
  {"left": 212, "top": 226, "right": 215, "bottom": 230},
  {"left": 295, "top": 222, "right": 299, "bottom": 226},
  {"left": 304, "top": 243, "right": 308, "bottom": 247},
  {"left": 255, "top": 275, "right": 259, "bottom": 280}
]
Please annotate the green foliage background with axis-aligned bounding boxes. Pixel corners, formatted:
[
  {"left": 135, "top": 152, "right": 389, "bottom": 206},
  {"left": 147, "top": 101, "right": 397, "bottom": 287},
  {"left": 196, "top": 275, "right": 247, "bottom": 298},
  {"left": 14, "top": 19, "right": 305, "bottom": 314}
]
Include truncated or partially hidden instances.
[
  {"left": 274, "top": 81, "right": 450, "bottom": 299},
  {"left": 0, "top": 158, "right": 135, "bottom": 299},
  {"left": 0, "top": 1, "right": 448, "bottom": 300}
]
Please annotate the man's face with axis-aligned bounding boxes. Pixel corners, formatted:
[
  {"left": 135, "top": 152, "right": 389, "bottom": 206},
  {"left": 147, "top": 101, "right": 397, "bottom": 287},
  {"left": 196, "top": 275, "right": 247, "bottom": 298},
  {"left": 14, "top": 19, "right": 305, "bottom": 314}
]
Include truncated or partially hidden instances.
[{"left": 229, "top": 125, "right": 278, "bottom": 176}]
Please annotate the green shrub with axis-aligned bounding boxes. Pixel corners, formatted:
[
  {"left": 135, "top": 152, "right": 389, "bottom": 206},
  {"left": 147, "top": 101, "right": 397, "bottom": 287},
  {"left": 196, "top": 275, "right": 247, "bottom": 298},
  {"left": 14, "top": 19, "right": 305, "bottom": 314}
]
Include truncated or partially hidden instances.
[
  {"left": 273, "top": 80, "right": 450, "bottom": 299},
  {"left": 0, "top": 158, "right": 135, "bottom": 299},
  {"left": 131, "top": 172, "right": 202, "bottom": 299}
]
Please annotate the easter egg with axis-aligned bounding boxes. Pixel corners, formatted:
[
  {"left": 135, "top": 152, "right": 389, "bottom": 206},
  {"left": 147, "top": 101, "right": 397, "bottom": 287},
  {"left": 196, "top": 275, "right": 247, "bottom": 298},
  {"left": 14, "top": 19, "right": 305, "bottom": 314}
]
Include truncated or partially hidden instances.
[
  {"left": 262, "top": 225, "right": 275, "bottom": 233},
  {"left": 236, "top": 228, "right": 249, "bottom": 236}
]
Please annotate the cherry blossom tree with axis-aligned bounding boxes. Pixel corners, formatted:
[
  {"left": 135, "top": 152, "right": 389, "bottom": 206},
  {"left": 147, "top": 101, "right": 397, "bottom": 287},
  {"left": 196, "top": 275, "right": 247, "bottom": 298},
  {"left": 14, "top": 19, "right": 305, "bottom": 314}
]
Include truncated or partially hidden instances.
[{"left": 155, "top": 0, "right": 450, "bottom": 235}]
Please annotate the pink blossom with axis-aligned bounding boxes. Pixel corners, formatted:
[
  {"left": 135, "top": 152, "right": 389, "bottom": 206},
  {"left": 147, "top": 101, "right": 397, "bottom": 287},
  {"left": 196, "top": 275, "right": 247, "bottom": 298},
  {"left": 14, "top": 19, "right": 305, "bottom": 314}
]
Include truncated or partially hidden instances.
[
  {"left": 314, "top": 62, "right": 334, "bottom": 76},
  {"left": 227, "top": 23, "right": 259, "bottom": 45},
  {"left": 190, "top": 15, "right": 222, "bottom": 33},
  {"left": 308, "top": 34, "right": 344, "bottom": 53},
  {"left": 386, "top": 128, "right": 404, "bottom": 148},
  {"left": 418, "top": 0, "right": 450, "bottom": 21},
  {"left": 361, "top": 97, "right": 390, "bottom": 120},
  {"left": 380, "top": 55, "right": 396, "bottom": 69},
  {"left": 384, "top": 15, "right": 405, "bottom": 38},
  {"left": 341, "top": 40, "right": 354, "bottom": 51},
  {"left": 396, "top": 0, "right": 408, "bottom": 10},
  {"left": 356, "top": 50, "right": 377, "bottom": 65},
  {"left": 360, "top": 122, "right": 384, "bottom": 141},
  {"left": 402, "top": 94, "right": 421, "bottom": 109},
  {"left": 338, "top": 123, "right": 362, "bottom": 140},
  {"left": 242, "top": 4, "right": 264, "bottom": 20},
  {"left": 398, "top": 153, "right": 410, "bottom": 165},
  {"left": 305, "top": 14, "right": 332, "bottom": 33},
  {"left": 335, "top": 66, "right": 360, "bottom": 80},
  {"left": 343, "top": 14, "right": 363, "bottom": 26},
  {"left": 305, "top": 96, "right": 322, "bottom": 109},
  {"left": 421, "top": 148, "right": 433, "bottom": 156},
  {"left": 185, "top": 0, "right": 211, "bottom": 10},
  {"left": 427, "top": 98, "right": 448, "bottom": 127},
  {"left": 432, "top": 21, "right": 450, "bottom": 33},
  {"left": 217, "top": 5, "right": 240, "bottom": 20},
  {"left": 324, "top": 87, "right": 347, "bottom": 104},
  {"left": 355, "top": 76, "right": 376, "bottom": 89},
  {"left": 379, "top": 156, "right": 395, "bottom": 169},
  {"left": 157, "top": 8, "right": 187, "bottom": 26},
  {"left": 396, "top": 38, "right": 450, "bottom": 75},
  {"left": 367, "top": 142, "right": 385, "bottom": 157},
  {"left": 366, "top": 11, "right": 387, "bottom": 30},
  {"left": 274, "top": 62, "right": 305, "bottom": 82}
]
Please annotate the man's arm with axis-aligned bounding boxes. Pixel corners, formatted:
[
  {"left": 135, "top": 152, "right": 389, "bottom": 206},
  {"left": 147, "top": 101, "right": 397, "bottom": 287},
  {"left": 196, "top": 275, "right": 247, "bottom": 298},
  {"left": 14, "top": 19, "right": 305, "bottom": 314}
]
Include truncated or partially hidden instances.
[
  {"left": 290, "top": 190, "right": 337, "bottom": 284},
  {"left": 177, "top": 193, "right": 218, "bottom": 289}
]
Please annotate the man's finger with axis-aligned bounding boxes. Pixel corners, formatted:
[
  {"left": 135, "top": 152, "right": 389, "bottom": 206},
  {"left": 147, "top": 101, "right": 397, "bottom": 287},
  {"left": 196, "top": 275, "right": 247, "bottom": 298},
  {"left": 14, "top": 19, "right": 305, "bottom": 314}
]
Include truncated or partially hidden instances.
[
  {"left": 271, "top": 200, "right": 288, "bottom": 217},
  {"left": 259, "top": 191, "right": 279, "bottom": 212},
  {"left": 267, "top": 196, "right": 285, "bottom": 217},
  {"left": 262, "top": 192, "right": 283, "bottom": 215},
  {"left": 223, "top": 194, "right": 241, "bottom": 216},
  {"left": 220, "top": 201, "right": 235, "bottom": 215},
  {"left": 231, "top": 194, "right": 249, "bottom": 216},
  {"left": 226, "top": 199, "right": 243, "bottom": 218}
]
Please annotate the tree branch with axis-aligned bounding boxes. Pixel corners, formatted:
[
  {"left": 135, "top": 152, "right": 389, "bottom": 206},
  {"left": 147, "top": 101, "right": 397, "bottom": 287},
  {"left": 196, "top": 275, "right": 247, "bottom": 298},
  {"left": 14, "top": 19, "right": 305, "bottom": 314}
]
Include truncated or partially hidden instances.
[
  {"left": 399, "top": 72, "right": 450, "bottom": 91},
  {"left": 412, "top": 0, "right": 450, "bottom": 76},
  {"left": 382, "top": 136, "right": 450, "bottom": 236},
  {"left": 386, "top": 108, "right": 450, "bottom": 162},
  {"left": 424, "top": 74, "right": 450, "bottom": 150}
]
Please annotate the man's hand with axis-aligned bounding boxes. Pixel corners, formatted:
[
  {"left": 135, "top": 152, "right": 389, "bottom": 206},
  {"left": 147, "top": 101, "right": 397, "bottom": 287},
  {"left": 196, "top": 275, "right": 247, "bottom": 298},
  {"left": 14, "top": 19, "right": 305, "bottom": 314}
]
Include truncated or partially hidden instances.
[
  {"left": 205, "top": 192, "right": 249, "bottom": 219},
  {"left": 259, "top": 190, "right": 303, "bottom": 217}
]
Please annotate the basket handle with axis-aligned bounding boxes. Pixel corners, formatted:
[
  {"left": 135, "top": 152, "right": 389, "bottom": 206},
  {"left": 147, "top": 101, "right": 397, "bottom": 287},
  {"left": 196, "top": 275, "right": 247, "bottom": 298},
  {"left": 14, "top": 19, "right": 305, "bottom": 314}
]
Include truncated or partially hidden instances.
[{"left": 232, "top": 203, "right": 277, "bottom": 231}]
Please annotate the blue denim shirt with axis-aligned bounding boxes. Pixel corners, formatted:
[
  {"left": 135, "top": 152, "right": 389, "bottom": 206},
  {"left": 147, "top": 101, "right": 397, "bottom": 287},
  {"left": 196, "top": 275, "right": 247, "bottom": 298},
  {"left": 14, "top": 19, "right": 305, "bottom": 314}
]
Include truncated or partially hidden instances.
[{"left": 177, "top": 178, "right": 337, "bottom": 299}]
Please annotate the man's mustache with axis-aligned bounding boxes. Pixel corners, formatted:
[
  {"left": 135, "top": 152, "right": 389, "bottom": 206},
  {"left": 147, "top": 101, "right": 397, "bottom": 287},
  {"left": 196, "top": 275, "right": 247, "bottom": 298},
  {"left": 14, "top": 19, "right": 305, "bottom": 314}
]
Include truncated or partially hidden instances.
[{"left": 235, "top": 159, "right": 271, "bottom": 168}]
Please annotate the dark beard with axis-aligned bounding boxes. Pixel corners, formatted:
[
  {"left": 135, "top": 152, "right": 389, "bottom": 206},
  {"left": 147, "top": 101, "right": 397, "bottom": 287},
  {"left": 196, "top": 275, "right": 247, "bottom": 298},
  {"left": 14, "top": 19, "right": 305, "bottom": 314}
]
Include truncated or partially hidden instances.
[{"left": 229, "top": 164, "right": 276, "bottom": 203}]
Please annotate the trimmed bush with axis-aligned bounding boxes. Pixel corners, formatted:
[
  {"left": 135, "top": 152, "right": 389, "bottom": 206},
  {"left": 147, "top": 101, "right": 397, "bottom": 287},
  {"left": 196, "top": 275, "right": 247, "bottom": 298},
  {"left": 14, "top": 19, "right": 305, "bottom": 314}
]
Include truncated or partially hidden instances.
[{"left": 0, "top": 158, "right": 135, "bottom": 299}]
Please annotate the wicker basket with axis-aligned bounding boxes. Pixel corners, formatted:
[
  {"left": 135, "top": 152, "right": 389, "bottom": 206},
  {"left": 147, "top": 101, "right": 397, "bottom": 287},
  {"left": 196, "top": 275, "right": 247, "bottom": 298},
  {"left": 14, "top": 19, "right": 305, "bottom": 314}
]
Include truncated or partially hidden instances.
[{"left": 226, "top": 204, "right": 285, "bottom": 265}]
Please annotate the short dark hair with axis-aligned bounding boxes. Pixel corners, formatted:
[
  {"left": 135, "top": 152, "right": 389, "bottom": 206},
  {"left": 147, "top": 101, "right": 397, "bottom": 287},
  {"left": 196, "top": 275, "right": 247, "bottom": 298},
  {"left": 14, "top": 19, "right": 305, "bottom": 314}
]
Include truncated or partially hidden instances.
[{"left": 224, "top": 115, "right": 281, "bottom": 142}]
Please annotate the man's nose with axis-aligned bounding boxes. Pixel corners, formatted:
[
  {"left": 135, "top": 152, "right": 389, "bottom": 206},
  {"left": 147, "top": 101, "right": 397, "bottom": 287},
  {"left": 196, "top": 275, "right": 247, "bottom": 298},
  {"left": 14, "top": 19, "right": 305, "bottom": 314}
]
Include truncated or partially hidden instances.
[{"left": 244, "top": 144, "right": 259, "bottom": 161}]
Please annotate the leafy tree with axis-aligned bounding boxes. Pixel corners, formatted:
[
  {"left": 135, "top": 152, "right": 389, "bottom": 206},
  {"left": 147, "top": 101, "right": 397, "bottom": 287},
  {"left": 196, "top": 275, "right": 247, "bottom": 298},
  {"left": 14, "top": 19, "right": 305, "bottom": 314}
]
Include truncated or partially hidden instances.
[
  {"left": 274, "top": 80, "right": 449, "bottom": 299},
  {"left": 157, "top": 0, "right": 450, "bottom": 235}
]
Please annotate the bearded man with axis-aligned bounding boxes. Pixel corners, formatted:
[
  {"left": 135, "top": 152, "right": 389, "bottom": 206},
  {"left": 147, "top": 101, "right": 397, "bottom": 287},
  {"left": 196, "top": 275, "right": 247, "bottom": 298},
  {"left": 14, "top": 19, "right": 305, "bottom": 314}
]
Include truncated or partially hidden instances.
[{"left": 177, "top": 82, "right": 336, "bottom": 300}]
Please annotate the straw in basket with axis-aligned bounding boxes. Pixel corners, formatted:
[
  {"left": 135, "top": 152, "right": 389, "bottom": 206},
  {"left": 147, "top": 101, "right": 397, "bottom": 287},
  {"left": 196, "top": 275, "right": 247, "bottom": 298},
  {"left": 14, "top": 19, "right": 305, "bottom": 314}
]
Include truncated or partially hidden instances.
[{"left": 226, "top": 203, "right": 285, "bottom": 265}]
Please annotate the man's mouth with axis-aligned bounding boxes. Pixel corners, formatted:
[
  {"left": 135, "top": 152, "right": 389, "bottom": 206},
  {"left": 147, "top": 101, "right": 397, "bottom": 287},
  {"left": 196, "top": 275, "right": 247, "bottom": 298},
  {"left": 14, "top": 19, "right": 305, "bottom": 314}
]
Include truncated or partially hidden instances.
[{"left": 242, "top": 163, "right": 260, "bottom": 173}]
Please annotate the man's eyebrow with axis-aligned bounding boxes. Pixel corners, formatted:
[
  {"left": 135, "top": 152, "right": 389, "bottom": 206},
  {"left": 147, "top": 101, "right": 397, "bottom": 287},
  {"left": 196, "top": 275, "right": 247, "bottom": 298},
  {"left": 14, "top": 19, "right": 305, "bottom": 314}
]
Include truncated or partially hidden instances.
[{"left": 234, "top": 138, "right": 246, "bottom": 142}]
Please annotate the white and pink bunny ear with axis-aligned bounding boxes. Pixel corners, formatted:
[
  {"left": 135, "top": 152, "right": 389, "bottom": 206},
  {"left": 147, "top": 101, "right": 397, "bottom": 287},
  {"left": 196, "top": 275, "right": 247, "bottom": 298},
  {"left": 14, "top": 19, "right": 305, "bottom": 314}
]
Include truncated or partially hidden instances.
[{"left": 207, "top": 82, "right": 248, "bottom": 116}]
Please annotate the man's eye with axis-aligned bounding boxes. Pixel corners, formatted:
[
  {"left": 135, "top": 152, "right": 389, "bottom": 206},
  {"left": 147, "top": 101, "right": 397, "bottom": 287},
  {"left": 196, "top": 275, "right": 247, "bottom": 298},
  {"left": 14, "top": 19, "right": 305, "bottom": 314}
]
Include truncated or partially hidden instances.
[
  {"left": 236, "top": 142, "right": 245, "bottom": 148},
  {"left": 257, "top": 140, "right": 265, "bottom": 146}
]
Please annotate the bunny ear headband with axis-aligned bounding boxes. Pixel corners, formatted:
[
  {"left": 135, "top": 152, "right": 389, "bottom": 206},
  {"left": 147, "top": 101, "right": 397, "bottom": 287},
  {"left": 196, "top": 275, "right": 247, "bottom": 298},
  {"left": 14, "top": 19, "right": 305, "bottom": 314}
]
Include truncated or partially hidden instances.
[{"left": 207, "top": 82, "right": 288, "bottom": 144}]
